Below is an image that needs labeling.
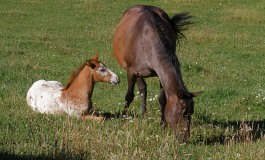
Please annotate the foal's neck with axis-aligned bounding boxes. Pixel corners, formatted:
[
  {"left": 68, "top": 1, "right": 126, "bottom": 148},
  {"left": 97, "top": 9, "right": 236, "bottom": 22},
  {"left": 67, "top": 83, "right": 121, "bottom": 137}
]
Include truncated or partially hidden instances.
[{"left": 62, "top": 66, "right": 94, "bottom": 101}]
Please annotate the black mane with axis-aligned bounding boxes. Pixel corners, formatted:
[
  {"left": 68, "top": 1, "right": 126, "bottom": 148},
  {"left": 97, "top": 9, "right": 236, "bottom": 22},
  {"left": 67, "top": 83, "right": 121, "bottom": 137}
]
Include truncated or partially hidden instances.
[
  {"left": 151, "top": 11, "right": 179, "bottom": 67},
  {"left": 151, "top": 10, "right": 192, "bottom": 68}
]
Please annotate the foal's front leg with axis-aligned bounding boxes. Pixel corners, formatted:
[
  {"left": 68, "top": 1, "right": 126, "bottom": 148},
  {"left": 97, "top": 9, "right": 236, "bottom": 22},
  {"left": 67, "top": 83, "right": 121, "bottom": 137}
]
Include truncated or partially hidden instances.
[
  {"left": 82, "top": 99, "right": 104, "bottom": 122},
  {"left": 136, "top": 77, "right": 147, "bottom": 117},
  {"left": 82, "top": 115, "right": 104, "bottom": 122},
  {"left": 87, "top": 99, "right": 94, "bottom": 114}
]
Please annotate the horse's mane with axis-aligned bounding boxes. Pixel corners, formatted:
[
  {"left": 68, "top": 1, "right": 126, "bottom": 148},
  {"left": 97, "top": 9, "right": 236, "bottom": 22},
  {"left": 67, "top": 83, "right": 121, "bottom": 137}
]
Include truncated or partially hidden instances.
[
  {"left": 151, "top": 9, "right": 192, "bottom": 92},
  {"left": 151, "top": 10, "right": 192, "bottom": 68},
  {"left": 62, "top": 60, "right": 89, "bottom": 90}
]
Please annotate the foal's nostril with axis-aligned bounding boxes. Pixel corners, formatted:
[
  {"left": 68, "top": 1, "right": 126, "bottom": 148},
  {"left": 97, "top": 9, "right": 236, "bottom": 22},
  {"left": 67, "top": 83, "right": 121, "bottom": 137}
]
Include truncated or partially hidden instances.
[
  {"left": 114, "top": 78, "right": 120, "bottom": 85},
  {"left": 111, "top": 76, "right": 119, "bottom": 85},
  {"left": 116, "top": 77, "right": 120, "bottom": 83}
]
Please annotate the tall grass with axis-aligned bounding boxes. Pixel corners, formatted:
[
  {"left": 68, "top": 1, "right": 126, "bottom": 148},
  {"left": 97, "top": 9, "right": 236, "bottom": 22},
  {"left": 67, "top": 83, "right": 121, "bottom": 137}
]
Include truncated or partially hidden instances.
[{"left": 1, "top": 0, "right": 265, "bottom": 159}]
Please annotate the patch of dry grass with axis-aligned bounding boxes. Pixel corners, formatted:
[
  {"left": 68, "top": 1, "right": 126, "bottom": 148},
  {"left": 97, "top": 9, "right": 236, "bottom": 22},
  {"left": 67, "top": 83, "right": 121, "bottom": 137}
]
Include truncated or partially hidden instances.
[
  {"left": 186, "top": 28, "right": 228, "bottom": 44},
  {"left": 222, "top": 7, "right": 265, "bottom": 23}
]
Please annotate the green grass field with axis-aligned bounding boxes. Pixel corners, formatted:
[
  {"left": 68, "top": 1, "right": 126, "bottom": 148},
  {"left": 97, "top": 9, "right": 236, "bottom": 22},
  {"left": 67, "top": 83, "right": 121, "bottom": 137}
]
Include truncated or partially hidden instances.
[{"left": 1, "top": 0, "right": 265, "bottom": 159}]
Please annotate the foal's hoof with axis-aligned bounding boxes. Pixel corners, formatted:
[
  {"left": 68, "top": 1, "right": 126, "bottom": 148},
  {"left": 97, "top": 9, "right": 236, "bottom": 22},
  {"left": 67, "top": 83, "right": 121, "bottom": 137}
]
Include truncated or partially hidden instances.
[
  {"left": 94, "top": 116, "right": 105, "bottom": 122},
  {"left": 82, "top": 115, "right": 105, "bottom": 122}
]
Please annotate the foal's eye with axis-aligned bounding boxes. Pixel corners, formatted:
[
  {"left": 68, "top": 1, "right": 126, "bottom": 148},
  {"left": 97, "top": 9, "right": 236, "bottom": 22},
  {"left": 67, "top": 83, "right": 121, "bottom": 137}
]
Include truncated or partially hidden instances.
[{"left": 99, "top": 68, "right": 106, "bottom": 72}]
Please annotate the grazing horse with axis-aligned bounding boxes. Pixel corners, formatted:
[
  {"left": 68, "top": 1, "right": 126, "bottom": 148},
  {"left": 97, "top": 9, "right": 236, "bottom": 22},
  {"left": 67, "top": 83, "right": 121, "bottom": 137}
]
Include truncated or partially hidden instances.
[
  {"left": 26, "top": 53, "right": 119, "bottom": 121},
  {"left": 113, "top": 5, "right": 202, "bottom": 141}
]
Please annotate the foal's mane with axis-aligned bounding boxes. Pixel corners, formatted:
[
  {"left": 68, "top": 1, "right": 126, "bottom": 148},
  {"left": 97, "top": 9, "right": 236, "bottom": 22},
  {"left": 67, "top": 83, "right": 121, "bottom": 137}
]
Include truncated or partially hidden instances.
[{"left": 62, "top": 60, "right": 90, "bottom": 90}]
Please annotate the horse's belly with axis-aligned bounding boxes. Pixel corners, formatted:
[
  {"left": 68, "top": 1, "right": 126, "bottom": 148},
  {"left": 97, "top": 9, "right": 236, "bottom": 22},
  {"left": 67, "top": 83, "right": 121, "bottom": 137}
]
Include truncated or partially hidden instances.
[
  {"left": 26, "top": 80, "right": 64, "bottom": 114},
  {"left": 135, "top": 68, "right": 157, "bottom": 78}
]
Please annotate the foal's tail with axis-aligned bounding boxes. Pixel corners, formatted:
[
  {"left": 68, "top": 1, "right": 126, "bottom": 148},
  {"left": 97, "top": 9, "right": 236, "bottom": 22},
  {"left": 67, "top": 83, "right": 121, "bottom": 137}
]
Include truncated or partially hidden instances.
[{"left": 170, "top": 12, "right": 192, "bottom": 41}]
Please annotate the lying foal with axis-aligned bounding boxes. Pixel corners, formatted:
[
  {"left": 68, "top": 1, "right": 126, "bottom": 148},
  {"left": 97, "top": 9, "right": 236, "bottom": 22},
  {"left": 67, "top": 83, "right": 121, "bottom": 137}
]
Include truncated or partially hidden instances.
[{"left": 26, "top": 53, "right": 119, "bottom": 121}]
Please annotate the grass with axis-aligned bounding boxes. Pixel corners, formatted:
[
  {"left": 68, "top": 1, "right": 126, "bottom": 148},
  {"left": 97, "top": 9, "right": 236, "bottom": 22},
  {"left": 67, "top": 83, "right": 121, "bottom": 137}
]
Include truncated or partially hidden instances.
[{"left": 1, "top": 0, "right": 265, "bottom": 159}]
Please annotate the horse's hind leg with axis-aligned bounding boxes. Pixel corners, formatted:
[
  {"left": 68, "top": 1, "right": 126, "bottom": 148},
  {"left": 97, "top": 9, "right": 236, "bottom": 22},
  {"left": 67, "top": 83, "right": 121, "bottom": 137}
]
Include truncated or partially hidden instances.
[
  {"left": 159, "top": 83, "right": 167, "bottom": 128},
  {"left": 123, "top": 70, "right": 136, "bottom": 115},
  {"left": 136, "top": 77, "right": 147, "bottom": 117}
]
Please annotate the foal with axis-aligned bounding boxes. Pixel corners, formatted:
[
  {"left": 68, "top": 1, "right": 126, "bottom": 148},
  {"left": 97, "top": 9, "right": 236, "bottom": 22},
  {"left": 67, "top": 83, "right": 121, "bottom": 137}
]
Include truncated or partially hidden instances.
[{"left": 26, "top": 53, "right": 119, "bottom": 121}]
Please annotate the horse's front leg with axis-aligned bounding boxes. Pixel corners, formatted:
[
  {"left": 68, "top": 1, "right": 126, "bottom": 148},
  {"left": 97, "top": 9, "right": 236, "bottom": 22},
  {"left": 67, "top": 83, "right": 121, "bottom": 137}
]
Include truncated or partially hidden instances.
[
  {"left": 123, "top": 70, "right": 136, "bottom": 115},
  {"left": 158, "top": 83, "right": 167, "bottom": 128},
  {"left": 136, "top": 77, "right": 147, "bottom": 117}
]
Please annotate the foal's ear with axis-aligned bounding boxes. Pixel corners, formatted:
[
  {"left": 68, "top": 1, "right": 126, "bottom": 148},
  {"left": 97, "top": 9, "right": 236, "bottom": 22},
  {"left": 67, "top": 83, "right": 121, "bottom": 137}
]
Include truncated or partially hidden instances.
[
  {"left": 91, "top": 53, "right": 99, "bottom": 61},
  {"left": 192, "top": 91, "right": 203, "bottom": 97},
  {"left": 87, "top": 60, "right": 96, "bottom": 69}
]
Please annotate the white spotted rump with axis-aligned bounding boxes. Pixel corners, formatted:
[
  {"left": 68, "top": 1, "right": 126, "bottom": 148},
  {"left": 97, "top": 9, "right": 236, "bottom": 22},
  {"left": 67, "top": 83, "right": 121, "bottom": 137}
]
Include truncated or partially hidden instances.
[{"left": 26, "top": 80, "right": 65, "bottom": 114}]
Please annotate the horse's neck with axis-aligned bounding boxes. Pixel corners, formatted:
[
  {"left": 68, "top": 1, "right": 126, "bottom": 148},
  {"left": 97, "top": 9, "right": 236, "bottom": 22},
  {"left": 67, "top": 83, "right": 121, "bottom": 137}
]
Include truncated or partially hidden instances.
[
  {"left": 62, "top": 66, "right": 94, "bottom": 102},
  {"left": 156, "top": 63, "right": 186, "bottom": 96}
]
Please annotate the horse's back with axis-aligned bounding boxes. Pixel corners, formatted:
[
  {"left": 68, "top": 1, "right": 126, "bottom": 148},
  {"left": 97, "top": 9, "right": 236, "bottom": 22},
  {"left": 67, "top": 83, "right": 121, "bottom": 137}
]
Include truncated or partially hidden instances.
[
  {"left": 113, "top": 5, "right": 171, "bottom": 71},
  {"left": 26, "top": 80, "right": 64, "bottom": 114},
  {"left": 113, "top": 6, "right": 152, "bottom": 67}
]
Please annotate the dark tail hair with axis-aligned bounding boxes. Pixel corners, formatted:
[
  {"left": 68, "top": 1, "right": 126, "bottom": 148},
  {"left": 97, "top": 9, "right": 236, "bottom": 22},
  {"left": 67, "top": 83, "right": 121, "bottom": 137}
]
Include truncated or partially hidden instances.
[{"left": 170, "top": 12, "right": 192, "bottom": 41}]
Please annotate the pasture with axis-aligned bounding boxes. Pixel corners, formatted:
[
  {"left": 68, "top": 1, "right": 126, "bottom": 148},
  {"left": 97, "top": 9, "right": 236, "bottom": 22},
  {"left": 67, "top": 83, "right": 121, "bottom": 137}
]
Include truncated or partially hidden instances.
[{"left": 1, "top": 0, "right": 265, "bottom": 159}]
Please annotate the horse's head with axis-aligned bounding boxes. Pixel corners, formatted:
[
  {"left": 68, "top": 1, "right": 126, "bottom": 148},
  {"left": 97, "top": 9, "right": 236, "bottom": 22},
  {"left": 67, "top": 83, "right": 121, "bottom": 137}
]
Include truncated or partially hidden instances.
[
  {"left": 88, "top": 53, "right": 119, "bottom": 85},
  {"left": 165, "top": 90, "right": 202, "bottom": 142}
]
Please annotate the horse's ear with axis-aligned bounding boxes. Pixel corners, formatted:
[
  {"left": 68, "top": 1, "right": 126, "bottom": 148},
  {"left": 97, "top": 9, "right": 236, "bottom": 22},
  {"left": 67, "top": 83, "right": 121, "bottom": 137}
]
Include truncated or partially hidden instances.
[
  {"left": 192, "top": 91, "right": 203, "bottom": 97},
  {"left": 177, "top": 90, "right": 185, "bottom": 99},
  {"left": 91, "top": 53, "right": 99, "bottom": 61}
]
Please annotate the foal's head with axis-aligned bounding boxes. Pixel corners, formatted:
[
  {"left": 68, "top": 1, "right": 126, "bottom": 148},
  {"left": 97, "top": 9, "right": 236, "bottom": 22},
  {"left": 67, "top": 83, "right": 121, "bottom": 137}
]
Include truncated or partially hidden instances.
[
  {"left": 88, "top": 53, "right": 119, "bottom": 85},
  {"left": 63, "top": 53, "right": 119, "bottom": 91}
]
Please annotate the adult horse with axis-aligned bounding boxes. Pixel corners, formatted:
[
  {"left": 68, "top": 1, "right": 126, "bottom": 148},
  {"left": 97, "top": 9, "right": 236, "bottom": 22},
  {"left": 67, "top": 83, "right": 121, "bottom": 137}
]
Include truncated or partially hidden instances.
[
  {"left": 26, "top": 53, "right": 119, "bottom": 121},
  {"left": 113, "top": 5, "right": 202, "bottom": 141}
]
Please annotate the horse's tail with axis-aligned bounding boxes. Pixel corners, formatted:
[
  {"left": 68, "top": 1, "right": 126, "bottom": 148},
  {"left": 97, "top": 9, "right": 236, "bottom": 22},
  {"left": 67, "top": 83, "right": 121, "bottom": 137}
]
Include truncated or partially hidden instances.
[{"left": 170, "top": 12, "right": 192, "bottom": 42}]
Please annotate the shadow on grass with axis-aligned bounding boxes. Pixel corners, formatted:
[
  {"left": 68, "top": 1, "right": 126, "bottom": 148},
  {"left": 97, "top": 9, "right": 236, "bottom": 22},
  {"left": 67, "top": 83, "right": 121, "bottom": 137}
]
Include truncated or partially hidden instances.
[
  {"left": 0, "top": 152, "right": 52, "bottom": 160},
  {"left": 0, "top": 151, "right": 91, "bottom": 160},
  {"left": 194, "top": 118, "right": 265, "bottom": 145},
  {"left": 88, "top": 110, "right": 265, "bottom": 145}
]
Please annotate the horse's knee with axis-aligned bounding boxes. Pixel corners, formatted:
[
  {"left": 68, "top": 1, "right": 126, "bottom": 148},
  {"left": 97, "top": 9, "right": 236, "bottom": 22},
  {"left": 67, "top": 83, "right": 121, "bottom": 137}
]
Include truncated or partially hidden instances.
[
  {"left": 137, "top": 78, "right": 147, "bottom": 92},
  {"left": 125, "top": 92, "right": 135, "bottom": 107},
  {"left": 158, "top": 89, "right": 166, "bottom": 107}
]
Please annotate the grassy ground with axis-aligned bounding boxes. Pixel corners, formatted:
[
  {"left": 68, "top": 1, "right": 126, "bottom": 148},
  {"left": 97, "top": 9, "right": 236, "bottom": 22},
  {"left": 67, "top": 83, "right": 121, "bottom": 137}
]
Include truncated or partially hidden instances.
[{"left": 1, "top": 0, "right": 265, "bottom": 159}]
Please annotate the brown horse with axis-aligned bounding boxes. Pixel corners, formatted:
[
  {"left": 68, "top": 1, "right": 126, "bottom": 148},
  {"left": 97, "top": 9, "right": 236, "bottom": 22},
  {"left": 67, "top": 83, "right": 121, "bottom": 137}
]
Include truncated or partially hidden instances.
[{"left": 113, "top": 5, "right": 202, "bottom": 141}]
